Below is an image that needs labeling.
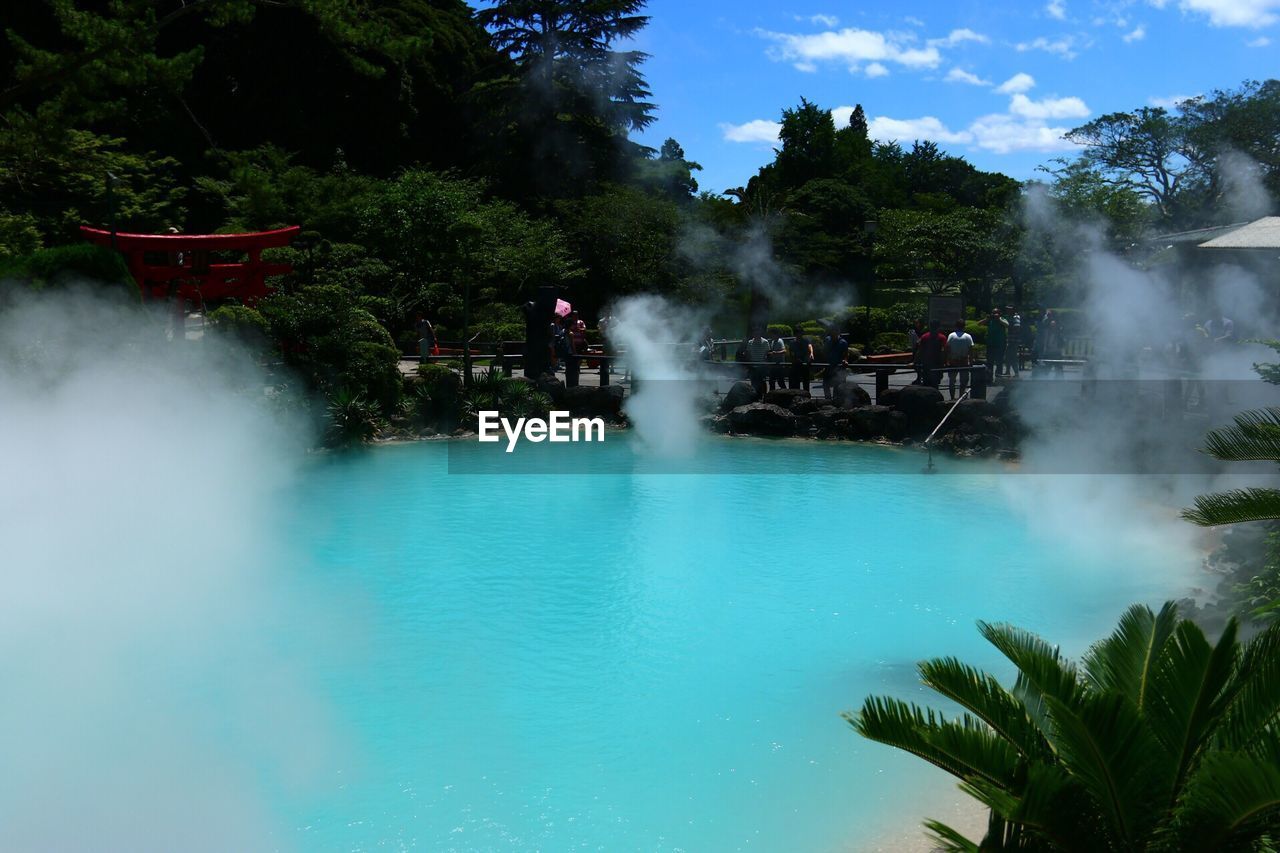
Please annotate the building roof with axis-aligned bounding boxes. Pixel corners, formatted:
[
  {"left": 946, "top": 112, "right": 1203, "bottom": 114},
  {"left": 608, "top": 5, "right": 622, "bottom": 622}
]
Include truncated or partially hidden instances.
[
  {"left": 1199, "top": 216, "right": 1280, "bottom": 249},
  {"left": 1149, "top": 222, "right": 1248, "bottom": 245}
]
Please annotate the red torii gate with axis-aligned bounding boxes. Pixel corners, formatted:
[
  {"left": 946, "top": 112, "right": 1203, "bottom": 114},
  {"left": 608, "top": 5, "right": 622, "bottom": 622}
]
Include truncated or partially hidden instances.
[{"left": 79, "top": 225, "right": 300, "bottom": 305}]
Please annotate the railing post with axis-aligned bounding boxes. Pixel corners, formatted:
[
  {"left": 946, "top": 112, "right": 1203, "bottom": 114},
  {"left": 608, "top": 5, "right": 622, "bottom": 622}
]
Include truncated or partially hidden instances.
[
  {"left": 972, "top": 363, "right": 987, "bottom": 399},
  {"left": 875, "top": 368, "right": 889, "bottom": 404},
  {"left": 600, "top": 355, "right": 609, "bottom": 386}
]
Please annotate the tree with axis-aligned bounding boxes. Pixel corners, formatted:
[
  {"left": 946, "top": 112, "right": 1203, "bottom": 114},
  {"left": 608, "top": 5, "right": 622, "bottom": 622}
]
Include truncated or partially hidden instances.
[
  {"left": 874, "top": 208, "right": 1014, "bottom": 299},
  {"left": 475, "top": 0, "right": 656, "bottom": 197},
  {"left": 775, "top": 97, "right": 836, "bottom": 190},
  {"left": 633, "top": 137, "right": 702, "bottom": 201},
  {"left": 1184, "top": 408, "right": 1280, "bottom": 529},
  {"left": 851, "top": 602, "right": 1280, "bottom": 851}
]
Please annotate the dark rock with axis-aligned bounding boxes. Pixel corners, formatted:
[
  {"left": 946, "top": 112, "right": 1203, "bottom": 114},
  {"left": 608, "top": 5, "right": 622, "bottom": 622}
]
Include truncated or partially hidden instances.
[
  {"left": 834, "top": 382, "right": 872, "bottom": 409},
  {"left": 809, "top": 406, "right": 852, "bottom": 438},
  {"left": 565, "top": 384, "right": 625, "bottom": 419},
  {"left": 721, "top": 380, "right": 759, "bottom": 411},
  {"left": 728, "top": 403, "right": 796, "bottom": 436},
  {"left": 418, "top": 426, "right": 438, "bottom": 438},
  {"left": 764, "top": 388, "right": 810, "bottom": 409},
  {"left": 699, "top": 413, "right": 730, "bottom": 434},
  {"left": 848, "top": 405, "right": 893, "bottom": 440},
  {"left": 791, "top": 397, "right": 828, "bottom": 416},
  {"left": 535, "top": 373, "right": 566, "bottom": 404},
  {"left": 888, "top": 384, "right": 945, "bottom": 437}
]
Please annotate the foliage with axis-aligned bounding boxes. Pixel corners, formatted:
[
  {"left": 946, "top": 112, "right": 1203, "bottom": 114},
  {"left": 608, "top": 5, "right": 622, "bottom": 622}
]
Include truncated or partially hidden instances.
[
  {"left": 850, "top": 601, "right": 1280, "bottom": 851},
  {"left": 0, "top": 243, "right": 137, "bottom": 301},
  {"left": 765, "top": 324, "right": 793, "bottom": 338},
  {"left": 871, "top": 332, "right": 909, "bottom": 353},
  {"left": 460, "top": 368, "right": 552, "bottom": 423},
  {"left": 325, "top": 388, "right": 384, "bottom": 446},
  {"left": 206, "top": 304, "right": 270, "bottom": 352}
]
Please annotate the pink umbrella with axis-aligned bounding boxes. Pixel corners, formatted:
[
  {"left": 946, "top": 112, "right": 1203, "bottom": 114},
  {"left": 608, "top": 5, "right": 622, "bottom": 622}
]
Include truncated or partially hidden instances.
[{"left": 554, "top": 298, "right": 572, "bottom": 318}]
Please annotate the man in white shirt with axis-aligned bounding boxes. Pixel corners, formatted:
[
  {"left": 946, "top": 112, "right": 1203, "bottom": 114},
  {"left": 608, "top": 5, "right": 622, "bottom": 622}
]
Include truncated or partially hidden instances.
[{"left": 945, "top": 319, "right": 975, "bottom": 400}]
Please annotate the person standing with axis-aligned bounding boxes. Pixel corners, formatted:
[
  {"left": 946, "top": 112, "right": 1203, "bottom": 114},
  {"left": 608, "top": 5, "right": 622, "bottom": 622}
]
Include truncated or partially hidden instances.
[
  {"left": 1005, "top": 307, "right": 1022, "bottom": 378},
  {"left": 822, "top": 326, "right": 850, "bottom": 400},
  {"left": 744, "top": 327, "right": 772, "bottom": 398},
  {"left": 908, "top": 320, "right": 923, "bottom": 384},
  {"left": 789, "top": 329, "right": 813, "bottom": 392},
  {"left": 416, "top": 314, "right": 437, "bottom": 361},
  {"left": 979, "top": 308, "right": 1009, "bottom": 379},
  {"left": 767, "top": 330, "right": 788, "bottom": 391},
  {"left": 917, "top": 319, "right": 947, "bottom": 389},
  {"left": 945, "top": 319, "right": 975, "bottom": 400}
]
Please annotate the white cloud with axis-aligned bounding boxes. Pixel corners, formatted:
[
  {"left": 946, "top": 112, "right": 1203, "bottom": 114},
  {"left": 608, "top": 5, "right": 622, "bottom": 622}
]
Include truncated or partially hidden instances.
[
  {"left": 1169, "top": 0, "right": 1280, "bottom": 28},
  {"left": 1148, "top": 93, "right": 1198, "bottom": 109},
  {"left": 720, "top": 120, "right": 781, "bottom": 144},
  {"left": 868, "top": 115, "right": 974, "bottom": 145},
  {"left": 904, "top": 16, "right": 926, "bottom": 27},
  {"left": 946, "top": 67, "right": 992, "bottom": 85},
  {"left": 927, "top": 28, "right": 991, "bottom": 47},
  {"left": 968, "top": 114, "right": 1081, "bottom": 153},
  {"left": 799, "top": 13, "right": 840, "bottom": 27},
  {"left": 755, "top": 26, "right": 944, "bottom": 72},
  {"left": 865, "top": 62, "right": 890, "bottom": 77},
  {"left": 1122, "top": 24, "right": 1147, "bottom": 40},
  {"left": 996, "top": 72, "right": 1037, "bottom": 94},
  {"left": 1009, "top": 93, "right": 1091, "bottom": 119},
  {"left": 1016, "top": 34, "right": 1082, "bottom": 58},
  {"left": 1247, "top": 35, "right": 1272, "bottom": 45},
  {"left": 1047, "top": 0, "right": 1068, "bottom": 19}
]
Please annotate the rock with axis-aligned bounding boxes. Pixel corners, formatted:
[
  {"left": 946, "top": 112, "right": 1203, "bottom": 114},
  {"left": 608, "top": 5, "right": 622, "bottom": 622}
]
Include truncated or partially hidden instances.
[
  {"left": 417, "top": 426, "right": 438, "bottom": 438},
  {"left": 791, "top": 397, "right": 828, "bottom": 416},
  {"left": 535, "top": 373, "right": 566, "bottom": 404},
  {"left": 728, "top": 403, "right": 796, "bottom": 436},
  {"left": 834, "top": 382, "right": 872, "bottom": 409},
  {"left": 887, "top": 384, "right": 945, "bottom": 437},
  {"left": 722, "top": 380, "right": 760, "bottom": 411},
  {"left": 848, "top": 405, "right": 893, "bottom": 440},
  {"left": 764, "top": 388, "right": 810, "bottom": 409},
  {"left": 808, "top": 406, "right": 852, "bottom": 438},
  {"left": 565, "top": 384, "right": 624, "bottom": 419},
  {"left": 699, "top": 412, "right": 730, "bottom": 434}
]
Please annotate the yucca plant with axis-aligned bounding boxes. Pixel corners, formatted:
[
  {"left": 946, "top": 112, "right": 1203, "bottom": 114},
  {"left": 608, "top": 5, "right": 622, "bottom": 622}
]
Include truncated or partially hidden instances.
[
  {"left": 460, "top": 368, "right": 552, "bottom": 422},
  {"left": 325, "top": 388, "right": 383, "bottom": 446},
  {"left": 848, "top": 602, "right": 1280, "bottom": 852}
]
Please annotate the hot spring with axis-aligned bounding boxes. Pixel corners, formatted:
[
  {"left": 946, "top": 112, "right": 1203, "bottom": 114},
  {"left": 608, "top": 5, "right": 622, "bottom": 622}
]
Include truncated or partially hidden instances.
[{"left": 242, "top": 435, "right": 1196, "bottom": 851}]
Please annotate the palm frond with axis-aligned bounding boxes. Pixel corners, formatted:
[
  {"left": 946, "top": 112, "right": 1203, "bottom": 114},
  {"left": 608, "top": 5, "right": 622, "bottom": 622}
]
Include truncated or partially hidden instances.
[
  {"left": 1082, "top": 602, "right": 1179, "bottom": 711},
  {"left": 1219, "top": 621, "right": 1280, "bottom": 749},
  {"left": 1202, "top": 408, "right": 1280, "bottom": 462},
  {"left": 923, "top": 819, "right": 981, "bottom": 852},
  {"left": 978, "top": 621, "right": 1080, "bottom": 733},
  {"left": 1182, "top": 488, "right": 1280, "bottom": 526},
  {"left": 919, "top": 657, "right": 1052, "bottom": 760},
  {"left": 846, "top": 699, "right": 1018, "bottom": 788},
  {"left": 1043, "top": 693, "right": 1164, "bottom": 848},
  {"left": 1147, "top": 619, "right": 1240, "bottom": 801},
  {"left": 1175, "top": 751, "right": 1280, "bottom": 852}
]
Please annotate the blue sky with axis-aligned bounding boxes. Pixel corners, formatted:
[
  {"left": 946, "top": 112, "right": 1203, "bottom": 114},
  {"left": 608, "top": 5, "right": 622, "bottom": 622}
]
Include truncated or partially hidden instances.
[{"left": 624, "top": 0, "right": 1279, "bottom": 195}]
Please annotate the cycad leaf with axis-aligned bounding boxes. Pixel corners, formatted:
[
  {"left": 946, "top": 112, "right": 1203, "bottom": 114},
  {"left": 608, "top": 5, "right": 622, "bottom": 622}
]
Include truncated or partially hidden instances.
[
  {"left": 1082, "top": 602, "right": 1178, "bottom": 710},
  {"left": 846, "top": 699, "right": 1019, "bottom": 789},
  {"left": 1176, "top": 750, "right": 1280, "bottom": 851},
  {"left": 1043, "top": 693, "right": 1164, "bottom": 848},
  {"left": 919, "top": 656, "right": 1052, "bottom": 761},
  {"left": 1219, "top": 621, "right": 1280, "bottom": 749},
  {"left": 979, "top": 621, "right": 1079, "bottom": 734},
  {"left": 1182, "top": 488, "right": 1280, "bottom": 526},
  {"left": 922, "top": 819, "right": 980, "bottom": 852},
  {"left": 1202, "top": 408, "right": 1280, "bottom": 462},
  {"left": 1146, "top": 619, "right": 1240, "bottom": 802}
]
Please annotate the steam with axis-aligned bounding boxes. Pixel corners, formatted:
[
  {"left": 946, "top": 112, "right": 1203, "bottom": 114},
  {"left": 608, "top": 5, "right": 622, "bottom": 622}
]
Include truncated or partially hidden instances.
[
  {"left": 0, "top": 287, "right": 343, "bottom": 850},
  {"left": 1219, "top": 149, "right": 1275, "bottom": 223},
  {"left": 609, "top": 295, "right": 708, "bottom": 456},
  {"left": 1004, "top": 187, "right": 1277, "bottom": 576}
]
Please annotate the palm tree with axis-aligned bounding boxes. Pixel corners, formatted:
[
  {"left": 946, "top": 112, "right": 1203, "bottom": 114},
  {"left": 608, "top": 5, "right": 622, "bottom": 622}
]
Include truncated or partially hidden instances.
[
  {"left": 1183, "top": 407, "right": 1280, "bottom": 526},
  {"left": 848, "top": 602, "right": 1280, "bottom": 851}
]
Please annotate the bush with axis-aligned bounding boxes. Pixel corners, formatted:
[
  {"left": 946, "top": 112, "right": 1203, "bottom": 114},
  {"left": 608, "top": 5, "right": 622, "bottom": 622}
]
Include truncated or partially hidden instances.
[
  {"left": 325, "top": 388, "right": 383, "bottom": 447},
  {"left": 207, "top": 305, "right": 270, "bottom": 350},
  {"left": 0, "top": 244, "right": 138, "bottom": 301},
  {"left": 766, "top": 323, "right": 793, "bottom": 338},
  {"left": 844, "top": 307, "right": 890, "bottom": 343},
  {"left": 871, "top": 332, "right": 910, "bottom": 353},
  {"left": 963, "top": 321, "right": 987, "bottom": 345}
]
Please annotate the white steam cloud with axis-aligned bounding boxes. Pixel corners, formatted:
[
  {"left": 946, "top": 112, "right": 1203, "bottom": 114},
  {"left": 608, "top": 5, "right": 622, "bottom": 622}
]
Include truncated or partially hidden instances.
[{"left": 0, "top": 287, "right": 346, "bottom": 850}]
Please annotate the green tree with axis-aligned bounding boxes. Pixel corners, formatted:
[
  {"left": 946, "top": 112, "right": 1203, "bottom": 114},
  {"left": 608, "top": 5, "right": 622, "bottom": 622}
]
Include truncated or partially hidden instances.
[
  {"left": 775, "top": 97, "right": 836, "bottom": 190},
  {"left": 851, "top": 602, "right": 1280, "bottom": 851}
]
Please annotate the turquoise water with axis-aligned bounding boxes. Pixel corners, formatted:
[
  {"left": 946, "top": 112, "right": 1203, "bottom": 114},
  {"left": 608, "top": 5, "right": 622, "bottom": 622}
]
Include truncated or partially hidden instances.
[{"left": 273, "top": 437, "right": 1196, "bottom": 851}]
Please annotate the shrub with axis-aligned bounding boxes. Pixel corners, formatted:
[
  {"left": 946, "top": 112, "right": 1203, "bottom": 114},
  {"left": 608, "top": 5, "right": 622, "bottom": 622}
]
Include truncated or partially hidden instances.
[
  {"left": 0, "top": 244, "right": 138, "bottom": 301},
  {"left": 766, "top": 323, "right": 793, "bottom": 338},
  {"left": 325, "top": 388, "right": 383, "bottom": 446},
  {"left": 871, "top": 332, "right": 910, "bottom": 353},
  {"left": 883, "top": 302, "right": 924, "bottom": 333},
  {"left": 206, "top": 305, "right": 270, "bottom": 352},
  {"left": 964, "top": 321, "right": 987, "bottom": 345}
]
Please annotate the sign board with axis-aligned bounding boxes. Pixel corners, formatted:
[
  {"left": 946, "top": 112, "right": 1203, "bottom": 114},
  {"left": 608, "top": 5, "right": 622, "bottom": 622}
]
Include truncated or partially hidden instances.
[{"left": 928, "top": 295, "right": 964, "bottom": 329}]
